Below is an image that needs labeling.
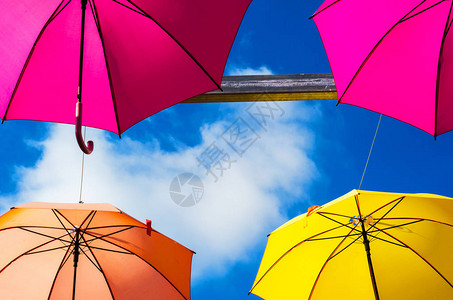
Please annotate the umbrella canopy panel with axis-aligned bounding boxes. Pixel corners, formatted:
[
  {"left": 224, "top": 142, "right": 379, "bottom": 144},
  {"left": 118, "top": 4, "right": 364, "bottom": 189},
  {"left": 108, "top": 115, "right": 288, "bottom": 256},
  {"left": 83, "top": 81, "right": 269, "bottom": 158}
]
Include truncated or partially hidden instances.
[
  {"left": 0, "top": 202, "right": 193, "bottom": 299},
  {"left": 312, "top": 0, "right": 453, "bottom": 136},
  {"left": 0, "top": 0, "right": 252, "bottom": 134},
  {"left": 251, "top": 190, "right": 453, "bottom": 299}
]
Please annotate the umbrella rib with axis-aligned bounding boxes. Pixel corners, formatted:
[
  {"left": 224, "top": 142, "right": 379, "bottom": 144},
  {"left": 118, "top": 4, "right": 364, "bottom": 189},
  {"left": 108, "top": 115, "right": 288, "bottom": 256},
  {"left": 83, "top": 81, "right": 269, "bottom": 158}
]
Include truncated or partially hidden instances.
[
  {"left": 368, "top": 219, "right": 424, "bottom": 236},
  {"left": 53, "top": 209, "right": 75, "bottom": 235},
  {"left": 48, "top": 0, "right": 73, "bottom": 24},
  {"left": 310, "top": 0, "right": 341, "bottom": 19},
  {"left": 365, "top": 234, "right": 407, "bottom": 248},
  {"left": 124, "top": 0, "right": 222, "bottom": 91},
  {"left": 308, "top": 226, "right": 358, "bottom": 299},
  {"left": 377, "top": 228, "right": 453, "bottom": 288},
  {"left": 366, "top": 219, "right": 424, "bottom": 246},
  {"left": 82, "top": 245, "right": 133, "bottom": 255},
  {"left": 58, "top": 246, "right": 77, "bottom": 273},
  {"left": 354, "top": 193, "right": 363, "bottom": 218},
  {"left": 250, "top": 224, "right": 348, "bottom": 294},
  {"left": 25, "top": 244, "right": 71, "bottom": 255},
  {"left": 82, "top": 230, "right": 189, "bottom": 300},
  {"left": 74, "top": 209, "right": 96, "bottom": 229},
  {"left": 111, "top": 0, "right": 146, "bottom": 17},
  {"left": 80, "top": 210, "right": 97, "bottom": 234},
  {"left": 54, "top": 208, "right": 95, "bottom": 233},
  {"left": 83, "top": 224, "right": 146, "bottom": 231},
  {"left": 0, "top": 231, "right": 70, "bottom": 274},
  {"left": 47, "top": 242, "right": 75, "bottom": 300},
  {"left": 1, "top": 0, "right": 71, "bottom": 122},
  {"left": 336, "top": 0, "right": 428, "bottom": 104},
  {"left": 315, "top": 211, "right": 353, "bottom": 219},
  {"left": 82, "top": 226, "right": 136, "bottom": 244},
  {"left": 22, "top": 213, "right": 98, "bottom": 255},
  {"left": 328, "top": 231, "right": 363, "bottom": 261},
  {"left": 447, "top": 15, "right": 453, "bottom": 33},
  {"left": 0, "top": 225, "right": 72, "bottom": 233},
  {"left": 368, "top": 196, "right": 405, "bottom": 217},
  {"left": 89, "top": 0, "right": 122, "bottom": 136},
  {"left": 80, "top": 234, "right": 116, "bottom": 299},
  {"left": 18, "top": 227, "right": 72, "bottom": 244},
  {"left": 77, "top": 245, "right": 102, "bottom": 272},
  {"left": 307, "top": 232, "right": 362, "bottom": 242},
  {"left": 381, "top": 217, "right": 453, "bottom": 228},
  {"left": 401, "top": 0, "right": 447, "bottom": 23},
  {"left": 317, "top": 212, "right": 362, "bottom": 234},
  {"left": 435, "top": 0, "right": 453, "bottom": 137},
  {"left": 365, "top": 197, "right": 405, "bottom": 233}
]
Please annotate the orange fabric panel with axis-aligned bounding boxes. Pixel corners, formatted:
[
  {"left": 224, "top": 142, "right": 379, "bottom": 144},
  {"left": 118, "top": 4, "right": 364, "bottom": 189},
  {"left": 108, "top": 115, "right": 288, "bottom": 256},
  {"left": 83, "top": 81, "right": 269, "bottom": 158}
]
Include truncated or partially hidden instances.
[
  {"left": 0, "top": 247, "right": 65, "bottom": 298},
  {"left": 97, "top": 227, "right": 193, "bottom": 299},
  {"left": 0, "top": 202, "right": 193, "bottom": 299},
  {"left": 0, "top": 208, "right": 72, "bottom": 230},
  {"left": 82, "top": 211, "right": 145, "bottom": 229},
  {"left": 49, "top": 250, "right": 113, "bottom": 300},
  {"left": 0, "top": 207, "right": 144, "bottom": 231},
  {"left": 93, "top": 248, "right": 186, "bottom": 299},
  {"left": 15, "top": 202, "right": 120, "bottom": 212}
]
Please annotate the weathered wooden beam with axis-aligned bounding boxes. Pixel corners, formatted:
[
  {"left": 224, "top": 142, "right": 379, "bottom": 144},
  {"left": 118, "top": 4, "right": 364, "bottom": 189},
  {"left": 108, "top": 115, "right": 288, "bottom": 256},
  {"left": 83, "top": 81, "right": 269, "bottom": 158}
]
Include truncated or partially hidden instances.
[{"left": 183, "top": 74, "right": 337, "bottom": 103}]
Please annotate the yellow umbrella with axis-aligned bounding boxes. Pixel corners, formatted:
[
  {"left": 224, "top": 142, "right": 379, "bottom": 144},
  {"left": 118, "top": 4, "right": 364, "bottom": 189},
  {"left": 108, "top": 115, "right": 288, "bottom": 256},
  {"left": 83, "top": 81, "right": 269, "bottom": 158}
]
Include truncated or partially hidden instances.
[{"left": 250, "top": 190, "right": 453, "bottom": 300}]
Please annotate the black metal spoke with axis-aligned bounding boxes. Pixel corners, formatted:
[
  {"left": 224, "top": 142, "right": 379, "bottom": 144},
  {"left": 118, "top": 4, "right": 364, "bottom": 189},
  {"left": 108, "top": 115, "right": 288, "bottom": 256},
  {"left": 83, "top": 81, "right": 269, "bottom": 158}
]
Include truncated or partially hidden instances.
[
  {"left": 18, "top": 227, "right": 73, "bottom": 244},
  {"left": 317, "top": 212, "right": 362, "bottom": 234}
]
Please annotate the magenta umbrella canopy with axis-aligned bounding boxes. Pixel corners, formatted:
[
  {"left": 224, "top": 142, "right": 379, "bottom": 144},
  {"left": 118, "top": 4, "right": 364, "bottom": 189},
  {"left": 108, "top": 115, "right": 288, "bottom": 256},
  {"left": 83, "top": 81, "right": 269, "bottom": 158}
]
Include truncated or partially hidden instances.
[
  {"left": 312, "top": 0, "right": 453, "bottom": 137},
  {"left": 0, "top": 0, "right": 252, "bottom": 152}
]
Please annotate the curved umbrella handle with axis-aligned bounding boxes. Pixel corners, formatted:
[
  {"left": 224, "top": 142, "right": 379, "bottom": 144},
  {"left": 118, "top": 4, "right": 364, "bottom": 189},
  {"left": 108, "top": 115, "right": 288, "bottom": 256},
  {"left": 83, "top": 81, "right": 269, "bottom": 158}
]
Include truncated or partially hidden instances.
[{"left": 75, "top": 102, "right": 94, "bottom": 154}]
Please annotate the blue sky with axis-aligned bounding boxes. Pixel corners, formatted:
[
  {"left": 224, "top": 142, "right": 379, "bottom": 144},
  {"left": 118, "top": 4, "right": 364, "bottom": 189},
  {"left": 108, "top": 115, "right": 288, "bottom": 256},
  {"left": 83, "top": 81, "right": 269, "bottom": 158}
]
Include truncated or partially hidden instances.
[{"left": 1, "top": 0, "right": 453, "bottom": 299}]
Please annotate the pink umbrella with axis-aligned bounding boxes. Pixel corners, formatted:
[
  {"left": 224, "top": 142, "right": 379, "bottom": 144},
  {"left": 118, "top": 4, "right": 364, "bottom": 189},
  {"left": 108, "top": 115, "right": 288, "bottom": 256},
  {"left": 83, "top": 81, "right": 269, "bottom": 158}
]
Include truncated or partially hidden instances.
[
  {"left": 312, "top": 0, "right": 453, "bottom": 137},
  {"left": 0, "top": 0, "right": 252, "bottom": 153}
]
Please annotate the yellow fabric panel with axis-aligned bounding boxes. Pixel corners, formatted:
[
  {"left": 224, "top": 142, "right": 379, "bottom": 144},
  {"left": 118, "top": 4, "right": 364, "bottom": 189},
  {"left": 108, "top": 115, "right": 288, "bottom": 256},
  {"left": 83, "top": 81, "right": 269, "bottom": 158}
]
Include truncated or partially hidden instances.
[
  {"left": 251, "top": 190, "right": 453, "bottom": 299},
  {"left": 369, "top": 229, "right": 453, "bottom": 299},
  {"left": 253, "top": 230, "right": 353, "bottom": 299},
  {"left": 310, "top": 241, "right": 375, "bottom": 299}
]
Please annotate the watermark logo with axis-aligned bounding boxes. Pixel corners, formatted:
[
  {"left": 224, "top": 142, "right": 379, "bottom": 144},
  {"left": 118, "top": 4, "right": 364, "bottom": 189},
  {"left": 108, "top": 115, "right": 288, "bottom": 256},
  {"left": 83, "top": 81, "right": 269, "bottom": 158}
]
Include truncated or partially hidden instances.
[
  {"left": 196, "top": 100, "right": 285, "bottom": 183},
  {"left": 169, "top": 98, "right": 285, "bottom": 205},
  {"left": 169, "top": 173, "right": 204, "bottom": 207}
]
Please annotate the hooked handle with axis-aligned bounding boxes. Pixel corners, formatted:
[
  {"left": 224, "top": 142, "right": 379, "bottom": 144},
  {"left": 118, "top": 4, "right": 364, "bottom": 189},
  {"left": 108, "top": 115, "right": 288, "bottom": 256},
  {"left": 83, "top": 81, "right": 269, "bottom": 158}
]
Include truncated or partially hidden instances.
[{"left": 75, "top": 102, "right": 94, "bottom": 154}]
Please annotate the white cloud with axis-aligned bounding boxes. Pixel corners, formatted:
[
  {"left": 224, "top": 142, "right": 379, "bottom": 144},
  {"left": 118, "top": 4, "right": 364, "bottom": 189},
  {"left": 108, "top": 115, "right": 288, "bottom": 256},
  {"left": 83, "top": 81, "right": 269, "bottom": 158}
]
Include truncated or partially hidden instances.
[
  {"left": 227, "top": 65, "right": 274, "bottom": 76},
  {"left": 0, "top": 101, "right": 319, "bottom": 281}
]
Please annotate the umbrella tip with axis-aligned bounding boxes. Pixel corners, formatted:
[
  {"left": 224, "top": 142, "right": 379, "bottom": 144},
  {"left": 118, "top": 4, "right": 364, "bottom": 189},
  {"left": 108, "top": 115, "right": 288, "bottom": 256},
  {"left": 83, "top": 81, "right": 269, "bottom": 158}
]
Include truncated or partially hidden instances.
[
  {"left": 307, "top": 205, "right": 320, "bottom": 216},
  {"left": 146, "top": 219, "right": 152, "bottom": 236}
]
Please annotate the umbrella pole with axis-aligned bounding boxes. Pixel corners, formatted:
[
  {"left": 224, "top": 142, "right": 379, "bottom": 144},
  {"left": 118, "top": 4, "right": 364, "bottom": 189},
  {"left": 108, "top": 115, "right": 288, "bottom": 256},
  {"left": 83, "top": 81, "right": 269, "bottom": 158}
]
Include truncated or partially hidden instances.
[
  {"left": 72, "top": 228, "right": 81, "bottom": 300},
  {"left": 75, "top": 0, "right": 94, "bottom": 154},
  {"left": 360, "top": 220, "right": 380, "bottom": 300}
]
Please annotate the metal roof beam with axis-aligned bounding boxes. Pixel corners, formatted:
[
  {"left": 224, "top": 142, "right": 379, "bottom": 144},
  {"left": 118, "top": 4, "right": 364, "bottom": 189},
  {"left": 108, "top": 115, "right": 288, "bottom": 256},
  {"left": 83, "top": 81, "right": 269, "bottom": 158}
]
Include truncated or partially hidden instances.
[{"left": 183, "top": 74, "right": 337, "bottom": 103}]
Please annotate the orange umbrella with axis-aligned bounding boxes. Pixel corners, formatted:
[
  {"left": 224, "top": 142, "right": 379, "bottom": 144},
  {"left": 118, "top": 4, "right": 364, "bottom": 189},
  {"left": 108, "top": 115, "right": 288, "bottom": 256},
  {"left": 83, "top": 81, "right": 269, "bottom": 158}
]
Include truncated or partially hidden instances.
[{"left": 0, "top": 202, "right": 193, "bottom": 299}]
